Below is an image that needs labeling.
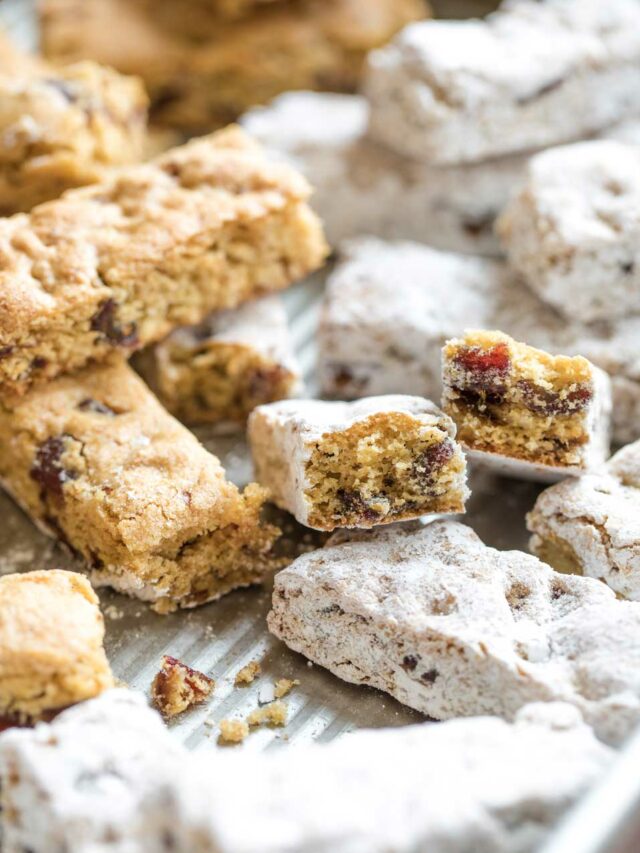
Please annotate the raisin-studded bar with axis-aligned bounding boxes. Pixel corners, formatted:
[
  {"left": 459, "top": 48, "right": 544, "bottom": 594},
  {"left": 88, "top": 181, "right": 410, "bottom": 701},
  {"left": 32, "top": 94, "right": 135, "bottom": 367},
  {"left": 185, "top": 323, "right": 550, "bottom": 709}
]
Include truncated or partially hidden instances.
[
  {"left": 248, "top": 396, "right": 469, "bottom": 531},
  {"left": 0, "top": 570, "right": 114, "bottom": 726},
  {"left": 0, "top": 126, "right": 327, "bottom": 397},
  {"left": 441, "top": 331, "right": 612, "bottom": 482},
  {"left": 0, "top": 356, "right": 280, "bottom": 613}
]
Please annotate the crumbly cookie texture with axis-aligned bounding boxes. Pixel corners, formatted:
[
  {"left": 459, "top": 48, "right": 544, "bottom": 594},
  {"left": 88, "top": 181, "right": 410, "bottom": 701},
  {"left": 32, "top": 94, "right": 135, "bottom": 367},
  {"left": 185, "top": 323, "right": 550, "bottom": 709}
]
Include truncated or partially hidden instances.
[
  {"left": 248, "top": 396, "right": 469, "bottom": 531},
  {"left": 218, "top": 717, "right": 249, "bottom": 744},
  {"left": 0, "top": 689, "right": 613, "bottom": 853},
  {"left": 40, "top": 0, "right": 426, "bottom": 131},
  {"left": 242, "top": 91, "right": 529, "bottom": 256},
  {"left": 0, "top": 61, "right": 148, "bottom": 215},
  {"left": 234, "top": 660, "right": 261, "bottom": 686},
  {"left": 318, "top": 238, "right": 640, "bottom": 446},
  {"left": 269, "top": 519, "right": 640, "bottom": 746},
  {"left": 442, "top": 330, "right": 611, "bottom": 480},
  {"left": 528, "top": 438, "right": 640, "bottom": 601},
  {"left": 0, "top": 570, "right": 113, "bottom": 724},
  {"left": 138, "top": 296, "right": 301, "bottom": 427},
  {"left": 151, "top": 655, "right": 214, "bottom": 717},
  {"left": 0, "top": 126, "right": 327, "bottom": 397},
  {"left": 497, "top": 140, "right": 640, "bottom": 324},
  {"left": 365, "top": 0, "right": 640, "bottom": 164},
  {"left": 0, "top": 357, "right": 281, "bottom": 613}
]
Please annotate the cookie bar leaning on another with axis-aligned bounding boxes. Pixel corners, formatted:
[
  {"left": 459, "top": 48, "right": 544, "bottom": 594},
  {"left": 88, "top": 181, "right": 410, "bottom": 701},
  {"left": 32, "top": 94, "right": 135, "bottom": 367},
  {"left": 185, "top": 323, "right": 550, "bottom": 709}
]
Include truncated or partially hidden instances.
[
  {"left": 0, "top": 126, "right": 327, "bottom": 397},
  {"left": 0, "top": 570, "right": 113, "bottom": 727},
  {"left": 137, "top": 296, "right": 301, "bottom": 427},
  {"left": 528, "top": 438, "right": 640, "bottom": 601},
  {"left": 497, "top": 141, "right": 640, "bottom": 324},
  {"left": 0, "top": 689, "right": 613, "bottom": 853},
  {"left": 0, "top": 356, "right": 280, "bottom": 614},
  {"left": 269, "top": 519, "right": 640, "bottom": 746},
  {"left": 441, "top": 331, "right": 611, "bottom": 482},
  {"left": 248, "top": 396, "right": 469, "bottom": 531},
  {"left": 0, "top": 61, "right": 148, "bottom": 215},
  {"left": 364, "top": 0, "right": 640, "bottom": 165}
]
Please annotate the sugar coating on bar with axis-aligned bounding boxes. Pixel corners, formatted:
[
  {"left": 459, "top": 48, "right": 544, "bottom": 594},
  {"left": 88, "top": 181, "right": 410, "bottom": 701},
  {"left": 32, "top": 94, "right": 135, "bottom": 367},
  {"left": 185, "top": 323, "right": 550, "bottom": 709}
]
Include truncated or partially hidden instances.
[
  {"left": 0, "top": 689, "right": 613, "bottom": 853},
  {"left": 0, "top": 126, "right": 327, "bottom": 396},
  {"left": 0, "top": 570, "right": 113, "bottom": 723},
  {"left": 365, "top": 0, "right": 640, "bottom": 164},
  {"left": 318, "top": 238, "right": 640, "bottom": 445},
  {"left": 0, "top": 357, "right": 280, "bottom": 613},
  {"left": 498, "top": 140, "right": 640, "bottom": 323},
  {"left": 528, "top": 438, "right": 640, "bottom": 601},
  {"left": 248, "top": 396, "right": 469, "bottom": 531},
  {"left": 442, "top": 330, "right": 611, "bottom": 479},
  {"left": 269, "top": 519, "right": 640, "bottom": 745},
  {"left": 145, "top": 295, "right": 301, "bottom": 426}
]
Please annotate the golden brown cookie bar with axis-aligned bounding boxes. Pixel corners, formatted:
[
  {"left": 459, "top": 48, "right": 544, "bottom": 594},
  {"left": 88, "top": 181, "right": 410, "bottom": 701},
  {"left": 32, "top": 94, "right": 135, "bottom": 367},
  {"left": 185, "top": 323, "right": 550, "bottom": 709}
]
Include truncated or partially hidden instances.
[
  {"left": 248, "top": 396, "right": 469, "bottom": 531},
  {"left": 0, "top": 127, "right": 327, "bottom": 397},
  {"left": 40, "top": 0, "right": 427, "bottom": 131},
  {"left": 0, "top": 356, "right": 281, "bottom": 613},
  {"left": 442, "top": 331, "right": 611, "bottom": 480},
  {"left": 0, "top": 570, "right": 114, "bottom": 725},
  {"left": 138, "top": 296, "right": 301, "bottom": 427},
  {"left": 0, "top": 61, "right": 148, "bottom": 214}
]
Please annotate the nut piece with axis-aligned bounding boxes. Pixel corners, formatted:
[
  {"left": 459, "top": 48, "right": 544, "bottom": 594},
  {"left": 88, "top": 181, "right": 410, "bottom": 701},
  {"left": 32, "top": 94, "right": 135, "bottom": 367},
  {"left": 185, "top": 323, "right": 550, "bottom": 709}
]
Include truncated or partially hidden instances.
[
  {"left": 234, "top": 660, "right": 261, "bottom": 686},
  {"left": 218, "top": 718, "right": 249, "bottom": 745},
  {"left": 151, "top": 656, "right": 214, "bottom": 718},
  {"left": 247, "top": 700, "right": 288, "bottom": 728}
]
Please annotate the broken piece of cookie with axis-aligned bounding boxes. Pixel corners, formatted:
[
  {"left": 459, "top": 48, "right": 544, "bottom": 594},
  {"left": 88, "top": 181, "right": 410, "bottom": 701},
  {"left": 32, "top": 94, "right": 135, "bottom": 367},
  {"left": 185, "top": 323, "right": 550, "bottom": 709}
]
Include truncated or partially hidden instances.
[{"left": 151, "top": 656, "right": 214, "bottom": 718}]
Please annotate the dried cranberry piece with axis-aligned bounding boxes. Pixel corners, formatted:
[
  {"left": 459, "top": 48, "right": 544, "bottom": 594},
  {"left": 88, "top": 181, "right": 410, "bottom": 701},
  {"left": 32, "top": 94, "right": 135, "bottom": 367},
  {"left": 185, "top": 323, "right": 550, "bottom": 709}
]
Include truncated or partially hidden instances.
[
  {"left": 0, "top": 345, "right": 14, "bottom": 359},
  {"left": 411, "top": 439, "right": 455, "bottom": 487},
  {"left": 517, "top": 380, "right": 592, "bottom": 416},
  {"left": 401, "top": 655, "right": 419, "bottom": 672},
  {"left": 453, "top": 343, "right": 511, "bottom": 392},
  {"left": 336, "top": 489, "right": 379, "bottom": 523},
  {"left": 453, "top": 386, "right": 505, "bottom": 409},
  {"left": 77, "top": 398, "right": 116, "bottom": 416},
  {"left": 91, "top": 299, "right": 138, "bottom": 348},
  {"left": 30, "top": 435, "right": 78, "bottom": 503},
  {"left": 420, "top": 668, "right": 439, "bottom": 684}
]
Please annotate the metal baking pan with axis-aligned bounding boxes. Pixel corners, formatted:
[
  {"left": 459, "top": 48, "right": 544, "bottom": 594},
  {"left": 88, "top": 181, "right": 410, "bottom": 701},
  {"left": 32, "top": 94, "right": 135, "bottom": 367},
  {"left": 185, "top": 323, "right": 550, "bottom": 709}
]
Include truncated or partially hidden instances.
[{"left": 2, "top": 0, "right": 640, "bottom": 850}]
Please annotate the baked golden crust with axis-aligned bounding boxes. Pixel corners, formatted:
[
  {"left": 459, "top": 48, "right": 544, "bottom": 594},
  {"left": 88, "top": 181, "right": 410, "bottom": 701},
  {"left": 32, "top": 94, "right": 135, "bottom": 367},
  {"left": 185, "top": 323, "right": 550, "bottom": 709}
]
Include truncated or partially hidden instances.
[
  {"left": 0, "top": 126, "right": 327, "bottom": 397},
  {"left": 40, "top": 0, "right": 428, "bottom": 130},
  {"left": 0, "top": 569, "right": 114, "bottom": 722}
]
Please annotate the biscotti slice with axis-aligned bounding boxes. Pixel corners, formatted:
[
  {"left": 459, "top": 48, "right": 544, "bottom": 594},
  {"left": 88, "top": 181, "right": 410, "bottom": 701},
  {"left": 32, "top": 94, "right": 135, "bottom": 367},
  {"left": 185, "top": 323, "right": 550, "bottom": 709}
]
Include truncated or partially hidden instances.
[
  {"left": 0, "top": 126, "right": 327, "bottom": 397},
  {"left": 0, "top": 61, "right": 148, "bottom": 215},
  {"left": 269, "top": 519, "right": 640, "bottom": 745},
  {"left": 365, "top": 0, "right": 640, "bottom": 164},
  {"left": 528, "top": 438, "right": 640, "bottom": 601},
  {"left": 497, "top": 141, "right": 640, "bottom": 323},
  {"left": 40, "top": 0, "right": 426, "bottom": 131},
  {"left": 441, "top": 331, "right": 611, "bottom": 481},
  {"left": 0, "top": 689, "right": 613, "bottom": 853},
  {"left": 248, "top": 396, "right": 469, "bottom": 531},
  {"left": 0, "top": 356, "right": 280, "bottom": 613},
  {"left": 0, "top": 570, "right": 113, "bottom": 727},
  {"left": 138, "top": 296, "right": 301, "bottom": 427}
]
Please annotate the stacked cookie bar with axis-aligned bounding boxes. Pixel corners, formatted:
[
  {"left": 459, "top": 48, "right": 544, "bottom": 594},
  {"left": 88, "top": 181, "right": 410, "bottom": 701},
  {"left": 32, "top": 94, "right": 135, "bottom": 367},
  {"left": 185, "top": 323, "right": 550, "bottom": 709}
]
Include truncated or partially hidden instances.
[{"left": 39, "top": 0, "right": 428, "bottom": 132}]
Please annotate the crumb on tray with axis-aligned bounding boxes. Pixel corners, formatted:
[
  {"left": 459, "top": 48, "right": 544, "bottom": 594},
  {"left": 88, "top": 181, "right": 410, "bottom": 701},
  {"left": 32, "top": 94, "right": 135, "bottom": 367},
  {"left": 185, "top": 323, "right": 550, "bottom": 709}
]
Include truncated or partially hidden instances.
[
  {"left": 235, "top": 660, "right": 261, "bottom": 686},
  {"left": 151, "top": 655, "right": 214, "bottom": 718},
  {"left": 219, "top": 718, "right": 250, "bottom": 744},
  {"left": 247, "top": 700, "right": 288, "bottom": 728},
  {"left": 273, "top": 678, "right": 299, "bottom": 699}
]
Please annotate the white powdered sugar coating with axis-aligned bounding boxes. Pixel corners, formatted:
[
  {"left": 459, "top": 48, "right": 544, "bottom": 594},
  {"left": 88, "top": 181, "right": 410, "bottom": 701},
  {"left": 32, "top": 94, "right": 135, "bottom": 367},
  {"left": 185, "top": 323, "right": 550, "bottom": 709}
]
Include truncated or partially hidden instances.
[
  {"left": 364, "top": 0, "right": 640, "bottom": 163},
  {"left": 269, "top": 519, "right": 640, "bottom": 745},
  {"left": 498, "top": 140, "right": 640, "bottom": 323},
  {"left": 528, "top": 438, "right": 640, "bottom": 600},
  {"left": 318, "top": 238, "right": 640, "bottom": 446},
  {"left": 0, "top": 689, "right": 614, "bottom": 853}
]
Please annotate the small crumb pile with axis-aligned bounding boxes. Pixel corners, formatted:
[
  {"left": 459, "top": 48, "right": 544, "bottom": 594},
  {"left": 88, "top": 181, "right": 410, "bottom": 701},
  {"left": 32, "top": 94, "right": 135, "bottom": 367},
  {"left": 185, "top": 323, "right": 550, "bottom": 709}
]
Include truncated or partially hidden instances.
[
  {"left": 151, "top": 655, "right": 214, "bottom": 718},
  {"left": 219, "top": 718, "right": 250, "bottom": 745},
  {"left": 234, "top": 660, "right": 261, "bottom": 686},
  {"left": 217, "top": 676, "right": 299, "bottom": 744},
  {"left": 274, "top": 678, "right": 299, "bottom": 699},
  {"left": 247, "top": 700, "right": 288, "bottom": 728}
]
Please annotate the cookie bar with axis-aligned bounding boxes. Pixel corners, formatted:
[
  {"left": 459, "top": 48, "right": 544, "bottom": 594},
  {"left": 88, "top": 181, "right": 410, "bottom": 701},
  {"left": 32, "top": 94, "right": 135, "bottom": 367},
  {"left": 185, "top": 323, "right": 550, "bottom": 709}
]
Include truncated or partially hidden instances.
[
  {"left": 365, "top": 0, "right": 640, "bottom": 164},
  {"left": 0, "top": 127, "right": 327, "bottom": 397},
  {"left": 497, "top": 141, "right": 640, "bottom": 323},
  {"left": 318, "top": 238, "right": 640, "bottom": 446},
  {"left": 269, "top": 519, "right": 640, "bottom": 745},
  {"left": 0, "top": 357, "right": 280, "bottom": 613},
  {"left": 441, "top": 331, "right": 611, "bottom": 480},
  {"left": 527, "top": 438, "right": 640, "bottom": 601},
  {"left": 0, "top": 570, "right": 113, "bottom": 727},
  {"left": 248, "top": 396, "right": 469, "bottom": 531},
  {"left": 0, "top": 689, "right": 613, "bottom": 853},
  {"left": 138, "top": 296, "right": 301, "bottom": 427},
  {"left": 0, "top": 62, "right": 148, "bottom": 215},
  {"left": 40, "top": 0, "right": 426, "bottom": 131}
]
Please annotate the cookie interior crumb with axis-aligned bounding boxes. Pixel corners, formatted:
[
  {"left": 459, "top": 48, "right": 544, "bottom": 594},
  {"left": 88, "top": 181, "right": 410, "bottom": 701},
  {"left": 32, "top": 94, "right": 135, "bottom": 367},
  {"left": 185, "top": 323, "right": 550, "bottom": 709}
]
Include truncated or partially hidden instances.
[
  {"left": 273, "top": 678, "right": 299, "bottom": 699},
  {"left": 218, "top": 718, "right": 250, "bottom": 744},
  {"left": 151, "top": 655, "right": 214, "bottom": 717},
  {"left": 247, "top": 700, "right": 288, "bottom": 728},
  {"left": 234, "top": 660, "right": 261, "bottom": 686}
]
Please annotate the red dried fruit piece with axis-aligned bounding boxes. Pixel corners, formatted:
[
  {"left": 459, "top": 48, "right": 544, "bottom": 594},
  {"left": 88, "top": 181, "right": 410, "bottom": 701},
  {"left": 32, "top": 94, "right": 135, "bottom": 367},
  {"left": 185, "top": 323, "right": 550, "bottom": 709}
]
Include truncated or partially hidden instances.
[
  {"left": 151, "top": 655, "right": 214, "bottom": 718},
  {"left": 336, "top": 489, "right": 380, "bottom": 523},
  {"left": 454, "top": 342, "right": 511, "bottom": 379},
  {"left": 30, "top": 435, "right": 79, "bottom": 503},
  {"left": 90, "top": 298, "right": 139, "bottom": 348},
  {"left": 411, "top": 439, "right": 454, "bottom": 487},
  {"left": 517, "top": 380, "right": 592, "bottom": 416}
]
